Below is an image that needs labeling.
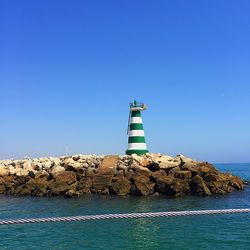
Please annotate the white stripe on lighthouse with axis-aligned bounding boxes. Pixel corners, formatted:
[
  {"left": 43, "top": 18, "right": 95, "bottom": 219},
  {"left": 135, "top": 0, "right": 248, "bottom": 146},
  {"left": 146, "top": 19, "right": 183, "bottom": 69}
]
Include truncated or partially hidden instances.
[
  {"left": 127, "top": 143, "right": 148, "bottom": 150},
  {"left": 130, "top": 117, "right": 142, "bottom": 124},
  {"left": 128, "top": 130, "right": 145, "bottom": 137}
]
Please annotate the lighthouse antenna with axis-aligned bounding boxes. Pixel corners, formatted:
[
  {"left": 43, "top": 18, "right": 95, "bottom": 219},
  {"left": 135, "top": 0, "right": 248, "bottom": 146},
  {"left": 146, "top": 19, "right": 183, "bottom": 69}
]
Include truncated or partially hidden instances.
[{"left": 127, "top": 110, "right": 131, "bottom": 135}]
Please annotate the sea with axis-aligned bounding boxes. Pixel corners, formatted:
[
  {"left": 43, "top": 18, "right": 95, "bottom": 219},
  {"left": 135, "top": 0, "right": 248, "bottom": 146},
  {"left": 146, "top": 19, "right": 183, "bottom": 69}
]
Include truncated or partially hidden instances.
[{"left": 0, "top": 163, "right": 249, "bottom": 250}]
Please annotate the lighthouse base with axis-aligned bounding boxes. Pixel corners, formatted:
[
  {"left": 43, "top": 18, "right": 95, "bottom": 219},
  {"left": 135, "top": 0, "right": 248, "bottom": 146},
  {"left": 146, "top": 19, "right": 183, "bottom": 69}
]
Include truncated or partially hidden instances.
[{"left": 125, "top": 149, "right": 149, "bottom": 155}]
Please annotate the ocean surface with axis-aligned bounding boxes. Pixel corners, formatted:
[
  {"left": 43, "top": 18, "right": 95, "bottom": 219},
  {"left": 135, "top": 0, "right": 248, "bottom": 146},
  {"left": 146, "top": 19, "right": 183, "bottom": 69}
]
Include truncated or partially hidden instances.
[{"left": 0, "top": 163, "right": 249, "bottom": 250}]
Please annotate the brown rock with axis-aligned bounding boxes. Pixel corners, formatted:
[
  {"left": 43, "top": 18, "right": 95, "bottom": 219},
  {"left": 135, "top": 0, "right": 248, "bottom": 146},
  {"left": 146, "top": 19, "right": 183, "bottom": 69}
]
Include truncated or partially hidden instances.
[
  {"left": 140, "top": 159, "right": 151, "bottom": 167},
  {"left": 203, "top": 173, "right": 224, "bottom": 182},
  {"left": 110, "top": 176, "right": 131, "bottom": 195},
  {"left": 181, "top": 161, "right": 199, "bottom": 174},
  {"left": 134, "top": 165, "right": 151, "bottom": 175},
  {"left": 2, "top": 160, "right": 15, "bottom": 167},
  {"left": 152, "top": 170, "right": 190, "bottom": 196},
  {"left": 169, "top": 179, "right": 190, "bottom": 196},
  {"left": 150, "top": 192, "right": 160, "bottom": 197},
  {"left": 3, "top": 175, "right": 18, "bottom": 190},
  {"left": 91, "top": 156, "right": 118, "bottom": 194},
  {"left": 18, "top": 172, "right": 52, "bottom": 196},
  {"left": 159, "top": 161, "right": 179, "bottom": 170},
  {"left": 174, "top": 170, "right": 192, "bottom": 180},
  {"left": 168, "top": 167, "right": 181, "bottom": 176},
  {"left": 229, "top": 175, "right": 244, "bottom": 190},
  {"left": 72, "top": 155, "right": 80, "bottom": 161},
  {"left": 117, "top": 164, "right": 128, "bottom": 173},
  {"left": 63, "top": 158, "right": 83, "bottom": 171},
  {"left": 198, "top": 162, "right": 218, "bottom": 175},
  {"left": 152, "top": 171, "right": 174, "bottom": 195},
  {"left": 204, "top": 173, "right": 237, "bottom": 194},
  {"left": 53, "top": 171, "right": 76, "bottom": 185},
  {"left": 78, "top": 177, "right": 92, "bottom": 194},
  {"left": 0, "top": 177, "right": 6, "bottom": 193},
  {"left": 0, "top": 168, "right": 9, "bottom": 177},
  {"left": 65, "top": 189, "right": 81, "bottom": 197},
  {"left": 49, "top": 171, "right": 76, "bottom": 194},
  {"left": 17, "top": 175, "right": 30, "bottom": 185},
  {"left": 0, "top": 184, "right": 6, "bottom": 193},
  {"left": 206, "top": 181, "right": 231, "bottom": 195},
  {"left": 15, "top": 168, "right": 29, "bottom": 177},
  {"left": 86, "top": 167, "right": 96, "bottom": 177},
  {"left": 153, "top": 155, "right": 174, "bottom": 163},
  {"left": 175, "top": 154, "right": 194, "bottom": 163},
  {"left": 51, "top": 165, "right": 65, "bottom": 175},
  {"left": 190, "top": 175, "right": 212, "bottom": 196},
  {"left": 132, "top": 173, "right": 155, "bottom": 196},
  {"left": 35, "top": 171, "right": 50, "bottom": 180},
  {"left": 76, "top": 167, "right": 87, "bottom": 179},
  {"left": 15, "top": 185, "right": 33, "bottom": 195}
]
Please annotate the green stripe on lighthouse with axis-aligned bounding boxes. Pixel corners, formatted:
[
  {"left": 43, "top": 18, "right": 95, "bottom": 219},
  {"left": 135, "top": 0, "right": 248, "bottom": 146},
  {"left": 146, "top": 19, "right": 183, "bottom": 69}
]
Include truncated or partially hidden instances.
[
  {"left": 131, "top": 111, "right": 141, "bottom": 117},
  {"left": 130, "top": 123, "right": 144, "bottom": 130},
  {"left": 128, "top": 136, "right": 146, "bottom": 143}
]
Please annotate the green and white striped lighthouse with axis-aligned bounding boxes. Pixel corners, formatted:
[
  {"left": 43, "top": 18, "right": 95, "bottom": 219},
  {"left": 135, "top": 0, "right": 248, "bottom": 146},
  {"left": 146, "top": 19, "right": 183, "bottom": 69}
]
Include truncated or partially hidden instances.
[{"left": 126, "top": 100, "right": 149, "bottom": 155}]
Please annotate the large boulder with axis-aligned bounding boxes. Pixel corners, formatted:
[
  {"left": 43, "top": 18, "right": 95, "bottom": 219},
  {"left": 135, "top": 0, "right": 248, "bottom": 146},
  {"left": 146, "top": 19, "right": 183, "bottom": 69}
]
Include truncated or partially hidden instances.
[
  {"left": 175, "top": 154, "right": 194, "bottom": 163},
  {"left": 2, "top": 160, "right": 14, "bottom": 167},
  {"left": 152, "top": 170, "right": 190, "bottom": 196},
  {"left": 153, "top": 155, "right": 174, "bottom": 163},
  {"left": 51, "top": 165, "right": 65, "bottom": 175},
  {"left": 140, "top": 159, "right": 152, "bottom": 167},
  {"left": 134, "top": 165, "right": 151, "bottom": 174},
  {"left": 190, "top": 175, "right": 212, "bottom": 196},
  {"left": 22, "top": 160, "right": 34, "bottom": 171},
  {"left": 229, "top": 175, "right": 244, "bottom": 190},
  {"left": 52, "top": 171, "right": 76, "bottom": 184},
  {"left": 152, "top": 171, "right": 174, "bottom": 194},
  {"left": 174, "top": 170, "right": 192, "bottom": 180},
  {"left": 151, "top": 155, "right": 180, "bottom": 170},
  {"left": 49, "top": 171, "right": 77, "bottom": 194},
  {"left": 131, "top": 154, "right": 144, "bottom": 164},
  {"left": 110, "top": 176, "right": 131, "bottom": 195},
  {"left": 159, "top": 161, "right": 180, "bottom": 170},
  {"left": 181, "top": 161, "right": 199, "bottom": 175},
  {"left": 0, "top": 167, "right": 9, "bottom": 177},
  {"left": 0, "top": 177, "right": 6, "bottom": 193},
  {"left": 132, "top": 172, "right": 155, "bottom": 196},
  {"left": 169, "top": 179, "right": 190, "bottom": 196},
  {"left": 49, "top": 157, "right": 61, "bottom": 166},
  {"left": 62, "top": 158, "right": 83, "bottom": 171},
  {"left": 78, "top": 177, "right": 93, "bottom": 194},
  {"left": 15, "top": 168, "right": 29, "bottom": 177},
  {"left": 18, "top": 173, "right": 51, "bottom": 196},
  {"left": 3, "top": 175, "right": 19, "bottom": 194},
  {"left": 198, "top": 162, "right": 219, "bottom": 175},
  {"left": 203, "top": 172, "right": 243, "bottom": 194}
]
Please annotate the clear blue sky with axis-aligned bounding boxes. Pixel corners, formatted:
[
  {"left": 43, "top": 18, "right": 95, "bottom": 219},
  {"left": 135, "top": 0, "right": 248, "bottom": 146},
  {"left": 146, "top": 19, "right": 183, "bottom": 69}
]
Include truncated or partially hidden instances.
[{"left": 0, "top": 0, "right": 249, "bottom": 163}]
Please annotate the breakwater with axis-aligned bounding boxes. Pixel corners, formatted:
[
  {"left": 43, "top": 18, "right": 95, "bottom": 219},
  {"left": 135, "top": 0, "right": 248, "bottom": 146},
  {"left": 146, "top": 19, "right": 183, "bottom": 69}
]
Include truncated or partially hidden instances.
[{"left": 0, "top": 154, "right": 245, "bottom": 197}]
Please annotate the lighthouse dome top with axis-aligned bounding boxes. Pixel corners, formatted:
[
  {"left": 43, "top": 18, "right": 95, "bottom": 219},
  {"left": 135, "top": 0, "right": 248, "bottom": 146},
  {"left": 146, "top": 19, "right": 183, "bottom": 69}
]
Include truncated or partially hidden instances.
[{"left": 129, "top": 100, "right": 148, "bottom": 111}]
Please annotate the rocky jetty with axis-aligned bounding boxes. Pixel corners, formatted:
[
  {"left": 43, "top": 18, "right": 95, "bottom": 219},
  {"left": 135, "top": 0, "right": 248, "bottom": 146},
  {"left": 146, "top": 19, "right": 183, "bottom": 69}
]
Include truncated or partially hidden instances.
[{"left": 0, "top": 154, "right": 245, "bottom": 198}]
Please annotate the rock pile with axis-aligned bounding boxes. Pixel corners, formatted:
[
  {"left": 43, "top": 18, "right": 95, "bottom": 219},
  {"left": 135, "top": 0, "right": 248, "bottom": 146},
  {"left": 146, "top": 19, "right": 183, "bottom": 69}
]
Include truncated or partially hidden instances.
[{"left": 0, "top": 154, "right": 245, "bottom": 197}]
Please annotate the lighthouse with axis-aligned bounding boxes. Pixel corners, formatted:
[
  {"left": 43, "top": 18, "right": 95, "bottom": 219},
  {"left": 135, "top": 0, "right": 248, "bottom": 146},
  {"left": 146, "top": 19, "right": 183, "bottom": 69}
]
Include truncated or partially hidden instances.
[{"left": 126, "top": 100, "right": 149, "bottom": 155}]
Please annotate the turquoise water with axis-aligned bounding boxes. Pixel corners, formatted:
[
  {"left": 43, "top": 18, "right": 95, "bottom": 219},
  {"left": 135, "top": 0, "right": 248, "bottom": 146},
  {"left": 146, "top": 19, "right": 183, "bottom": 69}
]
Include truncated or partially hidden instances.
[{"left": 0, "top": 163, "right": 249, "bottom": 249}]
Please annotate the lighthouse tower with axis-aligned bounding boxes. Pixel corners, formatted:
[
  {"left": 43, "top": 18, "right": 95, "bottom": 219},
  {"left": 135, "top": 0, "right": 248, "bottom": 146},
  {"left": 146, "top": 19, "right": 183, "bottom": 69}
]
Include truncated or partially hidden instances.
[{"left": 126, "top": 100, "right": 149, "bottom": 155}]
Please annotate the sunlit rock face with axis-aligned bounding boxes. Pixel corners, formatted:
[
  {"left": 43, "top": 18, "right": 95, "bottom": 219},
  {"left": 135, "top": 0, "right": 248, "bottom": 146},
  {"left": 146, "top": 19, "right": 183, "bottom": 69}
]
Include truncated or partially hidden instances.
[{"left": 0, "top": 154, "right": 246, "bottom": 197}]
